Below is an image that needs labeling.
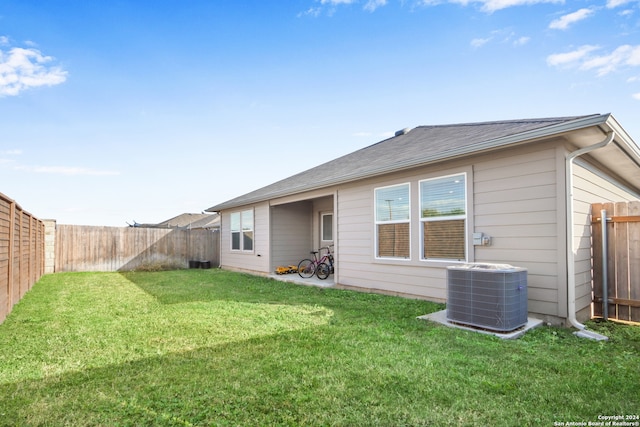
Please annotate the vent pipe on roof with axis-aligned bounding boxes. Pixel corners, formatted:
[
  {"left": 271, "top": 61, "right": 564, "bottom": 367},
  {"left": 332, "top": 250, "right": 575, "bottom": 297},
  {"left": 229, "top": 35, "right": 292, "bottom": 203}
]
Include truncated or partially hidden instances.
[{"left": 394, "top": 128, "right": 411, "bottom": 137}]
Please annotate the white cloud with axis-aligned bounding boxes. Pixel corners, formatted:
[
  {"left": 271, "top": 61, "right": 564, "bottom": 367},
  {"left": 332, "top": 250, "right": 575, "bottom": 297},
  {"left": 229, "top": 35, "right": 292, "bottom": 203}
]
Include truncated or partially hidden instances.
[
  {"left": 0, "top": 36, "right": 9, "bottom": 46},
  {"left": 0, "top": 149, "right": 21, "bottom": 165},
  {"left": 606, "top": 0, "right": 635, "bottom": 8},
  {"left": 628, "top": 45, "right": 640, "bottom": 65},
  {"left": 0, "top": 149, "right": 22, "bottom": 155},
  {"left": 513, "top": 36, "right": 531, "bottom": 46},
  {"left": 320, "top": 0, "right": 356, "bottom": 4},
  {"left": 364, "top": 0, "right": 387, "bottom": 11},
  {"left": 13, "top": 165, "right": 120, "bottom": 176},
  {"left": 0, "top": 46, "right": 68, "bottom": 96},
  {"left": 546, "top": 45, "right": 599, "bottom": 67},
  {"left": 422, "top": 0, "right": 564, "bottom": 12},
  {"left": 548, "top": 44, "right": 640, "bottom": 76},
  {"left": 313, "top": 0, "right": 386, "bottom": 12},
  {"left": 471, "top": 37, "right": 492, "bottom": 47},
  {"left": 633, "top": 92, "right": 640, "bottom": 100},
  {"left": 300, "top": 0, "right": 359, "bottom": 16},
  {"left": 0, "top": 148, "right": 118, "bottom": 175},
  {"left": 298, "top": 7, "right": 322, "bottom": 17},
  {"left": 581, "top": 45, "right": 640, "bottom": 76},
  {"left": 471, "top": 29, "right": 529, "bottom": 48},
  {"left": 549, "top": 8, "right": 595, "bottom": 30},
  {"left": 322, "top": 0, "right": 564, "bottom": 13},
  {"left": 474, "top": 0, "right": 563, "bottom": 13}
]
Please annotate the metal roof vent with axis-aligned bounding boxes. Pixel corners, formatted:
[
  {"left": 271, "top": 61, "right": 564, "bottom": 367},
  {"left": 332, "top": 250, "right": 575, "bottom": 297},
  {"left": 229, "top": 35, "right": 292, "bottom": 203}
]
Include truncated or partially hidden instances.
[{"left": 394, "top": 127, "right": 411, "bottom": 137}]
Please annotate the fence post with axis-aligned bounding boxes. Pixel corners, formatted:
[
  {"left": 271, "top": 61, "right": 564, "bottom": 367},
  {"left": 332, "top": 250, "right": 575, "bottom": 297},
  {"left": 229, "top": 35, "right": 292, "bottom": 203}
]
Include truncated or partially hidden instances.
[
  {"left": 7, "top": 200, "right": 15, "bottom": 314},
  {"left": 43, "top": 220, "right": 56, "bottom": 274},
  {"left": 600, "top": 209, "right": 608, "bottom": 321}
]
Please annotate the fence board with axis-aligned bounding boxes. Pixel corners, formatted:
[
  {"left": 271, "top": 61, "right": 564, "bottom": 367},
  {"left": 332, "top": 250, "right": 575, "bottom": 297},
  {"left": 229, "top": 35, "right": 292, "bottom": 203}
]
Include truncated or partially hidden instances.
[
  {"left": 592, "top": 202, "right": 603, "bottom": 318},
  {"left": 0, "top": 192, "right": 45, "bottom": 324},
  {"left": 592, "top": 201, "right": 640, "bottom": 323},
  {"left": 630, "top": 202, "right": 640, "bottom": 321},
  {"left": 55, "top": 225, "right": 219, "bottom": 272}
]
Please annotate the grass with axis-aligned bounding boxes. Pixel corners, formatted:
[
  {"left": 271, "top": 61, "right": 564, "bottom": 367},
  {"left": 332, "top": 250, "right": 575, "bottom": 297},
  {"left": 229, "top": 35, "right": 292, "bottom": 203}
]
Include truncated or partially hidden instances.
[{"left": 0, "top": 270, "right": 638, "bottom": 426}]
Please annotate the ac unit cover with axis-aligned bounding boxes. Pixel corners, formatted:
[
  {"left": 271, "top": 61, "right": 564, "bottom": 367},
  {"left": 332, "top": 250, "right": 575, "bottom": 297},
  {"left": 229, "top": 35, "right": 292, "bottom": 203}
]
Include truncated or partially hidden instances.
[{"left": 447, "top": 263, "right": 528, "bottom": 332}]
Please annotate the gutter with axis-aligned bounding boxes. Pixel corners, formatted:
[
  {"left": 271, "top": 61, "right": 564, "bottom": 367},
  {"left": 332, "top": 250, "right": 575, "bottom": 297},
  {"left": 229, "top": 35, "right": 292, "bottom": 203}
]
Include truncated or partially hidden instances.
[{"left": 565, "top": 130, "right": 615, "bottom": 341}]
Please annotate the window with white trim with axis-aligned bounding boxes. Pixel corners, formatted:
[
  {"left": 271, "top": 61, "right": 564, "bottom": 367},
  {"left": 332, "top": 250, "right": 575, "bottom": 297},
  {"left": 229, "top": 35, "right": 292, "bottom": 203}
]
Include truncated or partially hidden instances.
[
  {"left": 321, "top": 213, "right": 333, "bottom": 241},
  {"left": 420, "top": 173, "right": 466, "bottom": 261},
  {"left": 375, "top": 183, "right": 410, "bottom": 259},
  {"left": 230, "top": 209, "right": 254, "bottom": 251}
]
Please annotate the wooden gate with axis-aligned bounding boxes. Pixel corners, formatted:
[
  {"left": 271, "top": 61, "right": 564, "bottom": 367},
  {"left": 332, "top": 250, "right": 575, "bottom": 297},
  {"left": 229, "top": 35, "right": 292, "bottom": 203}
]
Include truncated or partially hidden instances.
[{"left": 591, "top": 201, "right": 640, "bottom": 323}]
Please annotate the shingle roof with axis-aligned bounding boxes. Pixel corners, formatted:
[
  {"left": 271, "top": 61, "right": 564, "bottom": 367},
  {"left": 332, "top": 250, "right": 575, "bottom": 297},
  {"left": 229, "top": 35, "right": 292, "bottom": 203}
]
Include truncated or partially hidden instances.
[
  {"left": 207, "top": 114, "right": 607, "bottom": 212},
  {"left": 138, "top": 213, "right": 220, "bottom": 229}
]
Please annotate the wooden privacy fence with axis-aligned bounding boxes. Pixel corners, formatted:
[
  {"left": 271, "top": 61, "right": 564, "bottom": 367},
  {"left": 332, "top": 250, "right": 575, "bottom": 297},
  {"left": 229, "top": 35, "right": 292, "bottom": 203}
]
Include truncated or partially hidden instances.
[
  {"left": 55, "top": 225, "right": 219, "bottom": 272},
  {"left": 0, "top": 192, "right": 45, "bottom": 323},
  {"left": 591, "top": 201, "right": 640, "bottom": 323}
]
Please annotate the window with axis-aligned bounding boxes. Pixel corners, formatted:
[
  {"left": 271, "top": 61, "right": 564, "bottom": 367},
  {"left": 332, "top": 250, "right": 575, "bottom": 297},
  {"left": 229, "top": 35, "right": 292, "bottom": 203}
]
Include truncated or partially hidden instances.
[
  {"left": 242, "top": 210, "right": 254, "bottom": 251},
  {"left": 230, "top": 209, "right": 253, "bottom": 251},
  {"left": 321, "top": 213, "right": 333, "bottom": 241},
  {"left": 375, "top": 183, "right": 410, "bottom": 259},
  {"left": 420, "top": 174, "right": 466, "bottom": 261},
  {"left": 230, "top": 212, "right": 241, "bottom": 250}
]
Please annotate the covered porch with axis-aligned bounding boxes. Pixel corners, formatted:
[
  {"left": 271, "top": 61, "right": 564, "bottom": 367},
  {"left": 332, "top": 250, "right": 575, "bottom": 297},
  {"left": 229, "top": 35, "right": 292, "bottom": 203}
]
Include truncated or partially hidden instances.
[{"left": 269, "top": 194, "right": 335, "bottom": 283}]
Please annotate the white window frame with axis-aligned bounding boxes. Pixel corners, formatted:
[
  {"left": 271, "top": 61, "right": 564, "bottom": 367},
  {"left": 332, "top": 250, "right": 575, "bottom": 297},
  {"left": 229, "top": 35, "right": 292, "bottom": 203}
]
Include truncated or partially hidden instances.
[
  {"left": 321, "top": 212, "right": 333, "bottom": 242},
  {"left": 230, "top": 209, "right": 254, "bottom": 252},
  {"left": 419, "top": 173, "right": 467, "bottom": 262},
  {"left": 374, "top": 182, "right": 411, "bottom": 260}
]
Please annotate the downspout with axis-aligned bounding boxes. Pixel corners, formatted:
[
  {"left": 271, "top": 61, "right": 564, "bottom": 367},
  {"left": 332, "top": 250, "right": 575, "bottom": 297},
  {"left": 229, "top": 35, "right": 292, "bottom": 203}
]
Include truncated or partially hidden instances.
[{"left": 565, "top": 131, "right": 614, "bottom": 341}]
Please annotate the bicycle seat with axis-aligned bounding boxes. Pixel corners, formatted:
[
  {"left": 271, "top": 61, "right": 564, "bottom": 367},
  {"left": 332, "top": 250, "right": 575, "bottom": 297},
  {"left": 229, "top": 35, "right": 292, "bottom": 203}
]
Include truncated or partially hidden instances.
[{"left": 310, "top": 251, "right": 318, "bottom": 255}]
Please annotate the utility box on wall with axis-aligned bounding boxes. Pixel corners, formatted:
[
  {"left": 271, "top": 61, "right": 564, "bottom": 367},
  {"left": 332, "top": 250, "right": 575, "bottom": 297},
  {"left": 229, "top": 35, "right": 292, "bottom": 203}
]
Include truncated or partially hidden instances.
[{"left": 446, "top": 263, "right": 528, "bottom": 332}]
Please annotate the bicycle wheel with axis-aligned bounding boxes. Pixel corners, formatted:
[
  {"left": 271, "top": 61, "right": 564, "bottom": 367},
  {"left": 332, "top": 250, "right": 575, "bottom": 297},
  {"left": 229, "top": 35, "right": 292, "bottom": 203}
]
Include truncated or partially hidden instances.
[
  {"left": 297, "top": 259, "right": 316, "bottom": 278},
  {"left": 316, "top": 262, "right": 331, "bottom": 279}
]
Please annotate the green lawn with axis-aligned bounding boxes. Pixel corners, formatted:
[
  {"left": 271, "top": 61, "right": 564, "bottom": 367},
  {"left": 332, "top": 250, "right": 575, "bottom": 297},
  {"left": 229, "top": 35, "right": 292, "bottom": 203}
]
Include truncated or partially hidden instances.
[{"left": 0, "top": 270, "right": 638, "bottom": 426}]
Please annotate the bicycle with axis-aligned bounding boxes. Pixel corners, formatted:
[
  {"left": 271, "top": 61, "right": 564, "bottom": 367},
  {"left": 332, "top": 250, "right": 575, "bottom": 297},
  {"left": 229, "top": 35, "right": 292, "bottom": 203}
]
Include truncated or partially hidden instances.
[{"left": 297, "top": 245, "right": 334, "bottom": 280}]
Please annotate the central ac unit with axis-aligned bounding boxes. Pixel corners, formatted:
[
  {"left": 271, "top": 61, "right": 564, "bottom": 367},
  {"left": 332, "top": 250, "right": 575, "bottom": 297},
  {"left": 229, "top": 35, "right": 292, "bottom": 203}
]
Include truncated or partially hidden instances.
[{"left": 446, "top": 263, "right": 528, "bottom": 332}]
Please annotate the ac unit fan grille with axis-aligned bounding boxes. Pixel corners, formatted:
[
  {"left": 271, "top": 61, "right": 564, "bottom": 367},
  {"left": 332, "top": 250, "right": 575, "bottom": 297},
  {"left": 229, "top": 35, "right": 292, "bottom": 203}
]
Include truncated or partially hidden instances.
[{"left": 446, "top": 264, "right": 528, "bottom": 332}]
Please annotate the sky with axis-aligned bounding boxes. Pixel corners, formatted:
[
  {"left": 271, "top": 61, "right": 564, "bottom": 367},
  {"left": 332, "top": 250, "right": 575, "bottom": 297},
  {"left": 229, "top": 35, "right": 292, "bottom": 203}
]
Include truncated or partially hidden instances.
[{"left": 1, "top": 0, "right": 639, "bottom": 226}]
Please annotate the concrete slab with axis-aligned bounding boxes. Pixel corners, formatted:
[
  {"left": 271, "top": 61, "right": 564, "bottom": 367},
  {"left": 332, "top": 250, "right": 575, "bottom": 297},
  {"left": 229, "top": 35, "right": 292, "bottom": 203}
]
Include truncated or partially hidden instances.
[
  {"left": 269, "top": 273, "right": 335, "bottom": 288},
  {"left": 418, "top": 309, "right": 543, "bottom": 339}
]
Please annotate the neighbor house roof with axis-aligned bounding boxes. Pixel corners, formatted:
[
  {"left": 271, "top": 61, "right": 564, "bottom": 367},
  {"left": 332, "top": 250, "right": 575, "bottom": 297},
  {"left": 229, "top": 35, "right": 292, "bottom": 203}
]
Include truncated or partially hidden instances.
[
  {"left": 207, "top": 114, "right": 640, "bottom": 212},
  {"left": 136, "top": 213, "right": 220, "bottom": 229}
]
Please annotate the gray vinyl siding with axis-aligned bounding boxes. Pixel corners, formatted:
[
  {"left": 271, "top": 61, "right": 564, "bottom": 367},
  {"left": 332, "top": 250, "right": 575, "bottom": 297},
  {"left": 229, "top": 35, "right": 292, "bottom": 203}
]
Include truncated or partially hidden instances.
[
  {"left": 336, "top": 142, "right": 567, "bottom": 319},
  {"left": 271, "top": 202, "right": 313, "bottom": 269},
  {"left": 220, "top": 202, "right": 271, "bottom": 274},
  {"left": 571, "top": 159, "right": 640, "bottom": 316},
  {"left": 337, "top": 166, "right": 468, "bottom": 303},
  {"left": 473, "top": 144, "right": 562, "bottom": 318}
]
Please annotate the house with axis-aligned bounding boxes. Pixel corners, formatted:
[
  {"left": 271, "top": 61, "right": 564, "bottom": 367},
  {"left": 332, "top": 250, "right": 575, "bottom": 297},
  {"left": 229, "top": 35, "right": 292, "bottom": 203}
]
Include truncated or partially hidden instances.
[
  {"left": 131, "top": 213, "right": 220, "bottom": 230},
  {"left": 206, "top": 114, "right": 640, "bottom": 327}
]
